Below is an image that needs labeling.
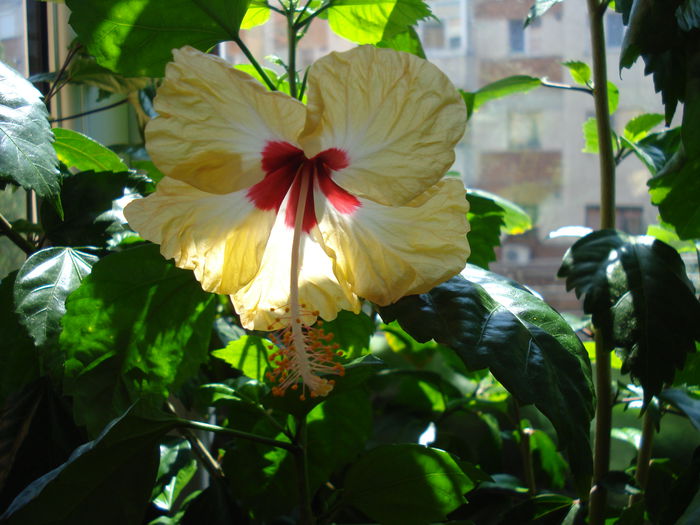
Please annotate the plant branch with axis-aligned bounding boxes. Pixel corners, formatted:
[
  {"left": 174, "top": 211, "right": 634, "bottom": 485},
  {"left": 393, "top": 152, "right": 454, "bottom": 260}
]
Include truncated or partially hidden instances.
[
  {"left": 180, "top": 419, "right": 298, "bottom": 451},
  {"left": 49, "top": 99, "right": 129, "bottom": 123},
  {"left": 233, "top": 36, "right": 277, "bottom": 91},
  {"left": 45, "top": 44, "right": 81, "bottom": 104},
  {"left": 0, "top": 212, "right": 35, "bottom": 255},
  {"left": 514, "top": 402, "right": 537, "bottom": 496},
  {"left": 288, "top": 7, "right": 299, "bottom": 99},
  {"left": 293, "top": 415, "right": 316, "bottom": 525},
  {"left": 629, "top": 409, "right": 655, "bottom": 506},
  {"left": 295, "top": 1, "right": 333, "bottom": 30},
  {"left": 586, "top": 0, "right": 617, "bottom": 521},
  {"left": 540, "top": 79, "right": 594, "bottom": 95}
]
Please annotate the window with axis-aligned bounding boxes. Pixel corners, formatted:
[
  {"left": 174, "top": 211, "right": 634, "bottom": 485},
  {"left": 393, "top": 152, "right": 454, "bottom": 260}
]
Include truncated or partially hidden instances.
[
  {"left": 508, "top": 112, "right": 542, "bottom": 150},
  {"left": 508, "top": 19, "right": 525, "bottom": 53},
  {"left": 419, "top": 0, "right": 466, "bottom": 54},
  {"left": 606, "top": 13, "right": 625, "bottom": 47},
  {"left": 422, "top": 21, "right": 445, "bottom": 49}
]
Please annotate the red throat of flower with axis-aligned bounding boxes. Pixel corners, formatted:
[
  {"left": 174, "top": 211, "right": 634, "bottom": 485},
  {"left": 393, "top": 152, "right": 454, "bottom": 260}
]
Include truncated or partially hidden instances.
[
  {"left": 250, "top": 141, "right": 352, "bottom": 398},
  {"left": 246, "top": 141, "right": 360, "bottom": 232}
]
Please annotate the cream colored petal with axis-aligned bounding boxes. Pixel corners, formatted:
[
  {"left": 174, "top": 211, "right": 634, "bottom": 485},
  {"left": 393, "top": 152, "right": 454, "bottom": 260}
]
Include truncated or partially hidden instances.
[
  {"left": 299, "top": 46, "right": 466, "bottom": 205},
  {"left": 316, "top": 177, "right": 470, "bottom": 305},
  {"left": 147, "top": 46, "right": 306, "bottom": 194},
  {"left": 123, "top": 177, "right": 274, "bottom": 294},
  {"left": 232, "top": 193, "right": 360, "bottom": 331}
]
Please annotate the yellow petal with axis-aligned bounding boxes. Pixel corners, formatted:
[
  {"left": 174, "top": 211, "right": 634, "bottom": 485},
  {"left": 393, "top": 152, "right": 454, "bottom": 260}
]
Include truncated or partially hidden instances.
[
  {"left": 316, "top": 177, "right": 470, "bottom": 305},
  {"left": 124, "top": 178, "right": 274, "bottom": 294},
  {"left": 299, "top": 46, "right": 466, "bottom": 206},
  {"left": 147, "top": 46, "right": 306, "bottom": 194},
  {"left": 232, "top": 192, "right": 360, "bottom": 331}
]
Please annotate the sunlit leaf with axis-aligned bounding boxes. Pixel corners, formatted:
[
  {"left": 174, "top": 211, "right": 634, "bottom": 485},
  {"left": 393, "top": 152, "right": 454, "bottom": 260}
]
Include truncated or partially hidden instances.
[
  {"left": 623, "top": 113, "right": 665, "bottom": 143},
  {"left": 60, "top": 244, "right": 216, "bottom": 434},
  {"left": 14, "top": 247, "right": 98, "bottom": 352},
  {"left": 65, "top": 0, "right": 250, "bottom": 77},
  {"left": 462, "top": 75, "right": 542, "bottom": 119},
  {"left": 381, "top": 265, "right": 595, "bottom": 481},
  {"left": 52, "top": 129, "right": 129, "bottom": 173},
  {"left": 241, "top": 0, "right": 270, "bottom": 29},
  {"left": 151, "top": 438, "right": 197, "bottom": 512},
  {"left": 376, "top": 26, "right": 426, "bottom": 58},
  {"left": 525, "top": 0, "right": 564, "bottom": 27},
  {"left": 212, "top": 335, "right": 271, "bottom": 381},
  {"left": 559, "top": 230, "right": 700, "bottom": 401},
  {"left": 0, "top": 60, "right": 61, "bottom": 213},
  {"left": 341, "top": 444, "right": 474, "bottom": 524},
  {"left": 327, "top": 0, "right": 432, "bottom": 45},
  {"left": 563, "top": 60, "right": 591, "bottom": 86}
]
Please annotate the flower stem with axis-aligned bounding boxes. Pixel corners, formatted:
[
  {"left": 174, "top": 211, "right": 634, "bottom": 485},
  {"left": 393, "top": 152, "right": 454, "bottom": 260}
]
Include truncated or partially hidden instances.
[
  {"left": 0, "top": 212, "right": 36, "bottom": 255},
  {"left": 233, "top": 36, "right": 277, "bottom": 91},
  {"left": 287, "top": 7, "right": 299, "bottom": 99},
  {"left": 293, "top": 414, "right": 315, "bottom": 525},
  {"left": 180, "top": 419, "right": 298, "bottom": 451},
  {"left": 586, "top": 0, "right": 616, "bottom": 521},
  {"left": 629, "top": 409, "right": 655, "bottom": 506}
]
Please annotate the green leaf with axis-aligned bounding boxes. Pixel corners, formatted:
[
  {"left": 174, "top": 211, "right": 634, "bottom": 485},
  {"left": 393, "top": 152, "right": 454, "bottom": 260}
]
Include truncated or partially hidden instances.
[
  {"left": 225, "top": 390, "right": 372, "bottom": 520},
  {"left": 341, "top": 444, "right": 474, "bottom": 524},
  {"left": 65, "top": 0, "right": 251, "bottom": 77},
  {"left": 608, "top": 81, "right": 620, "bottom": 114},
  {"left": 0, "top": 407, "right": 178, "bottom": 525},
  {"left": 648, "top": 150, "right": 700, "bottom": 239},
  {"left": 525, "top": 0, "right": 564, "bottom": 27},
  {"left": 462, "top": 76, "right": 542, "bottom": 119},
  {"left": 234, "top": 64, "right": 289, "bottom": 94},
  {"left": 39, "top": 170, "right": 153, "bottom": 248},
  {"left": 60, "top": 244, "right": 217, "bottom": 434},
  {"left": 623, "top": 113, "right": 665, "bottom": 142},
  {"left": 53, "top": 129, "right": 129, "bottom": 173},
  {"left": 500, "top": 493, "right": 574, "bottom": 523},
  {"left": 151, "top": 438, "right": 197, "bottom": 512},
  {"left": 320, "top": 310, "right": 375, "bottom": 360},
  {"left": 558, "top": 230, "right": 700, "bottom": 401},
  {"left": 530, "top": 429, "right": 569, "bottom": 488},
  {"left": 327, "top": 0, "right": 432, "bottom": 44},
  {"left": 659, "top": 388, "right": 700, "bottom": 431},
  {"left": 0, "top": 272, "right": 40, "bottom": 404},
  {"left": 646, "top": 221, "right": 696, "bottom": 253},
  {"left": 623, "top": 126, "right": 682, "bottom": 174},
  {"left": 0, "top": 60, "right": 61, "bottom": 212},
  {"left": 676, "top": 0, "right": 700, "bottom": 31},
  {"left": 582, "top": 118, "right": 600, "bottom": 153},
  {"left": 241, "top": 0, "right": 270, "bottom": 29},
  {"left": 465, "top": 188, "right": 533, "bottom": 269},
  {"left": 380, "top": 266, "right": 595, "bottom": 482},
  {"left": 376, "top": 26, "right": 426, "bottom": 58},
  {"left": 563, "top": 60, "right": 591, "bottom": 86},
  {"left": 14, "top": 248, "right": 99, "bottom": 350},
  {"left": 212, "top": 335, "right": 271, "bottom": 381},
  {"left": 66, "top": 51, "right": 152, "bottom": 98}
]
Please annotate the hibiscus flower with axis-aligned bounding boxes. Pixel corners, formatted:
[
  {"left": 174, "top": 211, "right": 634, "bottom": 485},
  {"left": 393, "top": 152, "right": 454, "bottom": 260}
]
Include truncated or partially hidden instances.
[{"left": 125, "top": 45, "right": 469, "bottom": 396}]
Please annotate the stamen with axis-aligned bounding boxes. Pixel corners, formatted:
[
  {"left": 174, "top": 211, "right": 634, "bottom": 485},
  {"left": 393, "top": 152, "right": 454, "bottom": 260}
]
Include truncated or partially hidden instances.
[{"left": 264, "top": 162, "right": 344, "bottom": 399}]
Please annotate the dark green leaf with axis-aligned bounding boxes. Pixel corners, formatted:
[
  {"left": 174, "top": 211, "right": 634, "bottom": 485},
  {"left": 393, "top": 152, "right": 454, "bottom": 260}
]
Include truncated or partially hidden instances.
[
  {"left": 648, "top": 149, "right": 700, "bottom": 238},
  {"left": 151, "top": 438, "right": 197, "bottom": 512},
  {"left": 14, "top": 247, "right": 98, "bottom": 350},
  {"left": 0, "top": 60, "right": 61, "bottom": 212},
  {"left": 341, "top": 444, "right": 473, "bottom": 525},
  {"left": 212, "top": 335, "right": 271, "bottom": 381},
  {"left": 625, "top": 126, "right": 681, "bottom": 174},
  {"left": 40, "top": 170, "right": 153, "bottom": 248},
  {"left": 65, "top": 0, "right": 251, "bottom": 77},
  {"left": 530, "top": 429, "right": 569, "bottom": 488},
  {"left": 525, "top": 0, "right": 564, "bottom": 27},
  {"left": 558, "top": 230, "right": 700, "bottom": 401},
  {"left": 0, "top": 272, "right": 39, "bottom": 404},
  {"left": 676, "top": 0, "right": 700, "bottom": 31},
  {"left": 52, "top": 128, "right": 129, "bottom": 173},
  {"left": 462, "top": 76, "right": 542, "bottom": 119},
  {"left": 674, "top": 348, "right": 700, "bottom": 386},
  {"left": 660, "top": 388, "right": 700, "bottom": 431},
  {"left": 380, "top": 266, "right": 594, "bottom": 481},
  {"left": 60, "top": 244, "right": 216, "bottom": 434},
  {"left": 500, "top": 493, "right": 574, "bottom": 523},
  {"left": 466, "top": 188, "right": 533, "bottom": 269},
  {"left": 66, "top": 50, "right": 152, "bottom": 98},
  {"left": 0, "top": 407, "right": 178, "bottom": 525},
  {"left": 180, "top": 477, "right": 245, "bottom": 525},
  {"left": 563, "top": 60, "right": 591, "bottom": 86},
  {"left": 376, "top": 26, "right": 426, "bottom": 58},
  {"left": 327, "top": 0, "right": 432, "bottom": 44}
]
